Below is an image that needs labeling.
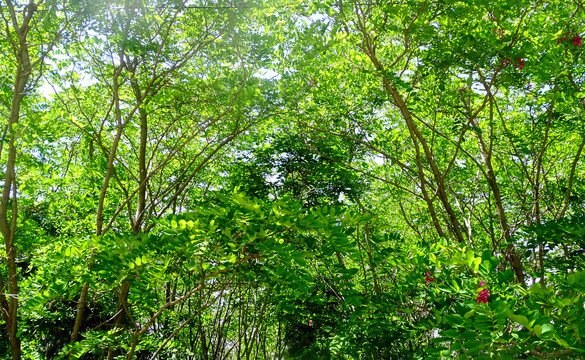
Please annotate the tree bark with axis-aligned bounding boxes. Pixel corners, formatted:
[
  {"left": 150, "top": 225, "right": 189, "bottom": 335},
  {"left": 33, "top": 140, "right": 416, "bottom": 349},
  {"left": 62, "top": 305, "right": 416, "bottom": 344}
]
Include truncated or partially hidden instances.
[
  {"left": 70, "top": 61, "right": 127, "bottom": 345},
  {"left": 469, "top": 104, "right": 526, "bottom": 287},
  {"left": 0, "top": 2, "right": 36, "bottom": 357}
]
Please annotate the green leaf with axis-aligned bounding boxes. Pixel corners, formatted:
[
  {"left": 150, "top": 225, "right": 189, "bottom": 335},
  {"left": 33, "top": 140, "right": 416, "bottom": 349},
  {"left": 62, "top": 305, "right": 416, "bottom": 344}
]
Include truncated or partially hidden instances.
[
  {"left": 440, "top": 329, "right": 459, "bottom": 338},
  {"left": 472, "top": 257, "right": 482, "bottom": 271},
  {"left": 506, "top": 310, "right": 529, "bottom": 328},
  {"left": 555, "top": 336, "right": 570, "bottom": 348},
  {"left": 464, "top": 340, "right": 483, "bottom": 356},
  {"left": 539, "top": 323, "right": 554, "bottom": 336},
  {"left": 464, "top": 309, "right": 476, "bottom": 319},
  {"left": 444, "top": 314, "right": 464, "bottom": 327}
]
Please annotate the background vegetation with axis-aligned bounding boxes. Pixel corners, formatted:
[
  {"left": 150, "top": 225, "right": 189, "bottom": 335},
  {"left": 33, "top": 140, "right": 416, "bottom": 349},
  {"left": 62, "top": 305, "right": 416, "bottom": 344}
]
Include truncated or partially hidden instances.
[{"left": 1, "top": 0, "right": 585, "bottom": 359}]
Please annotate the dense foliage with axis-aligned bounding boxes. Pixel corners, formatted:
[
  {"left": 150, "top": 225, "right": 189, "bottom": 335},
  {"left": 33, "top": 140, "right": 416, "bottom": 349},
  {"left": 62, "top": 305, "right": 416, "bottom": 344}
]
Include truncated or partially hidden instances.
[{"left": 1, "top": 0, "right": 585, "bottom": 359}]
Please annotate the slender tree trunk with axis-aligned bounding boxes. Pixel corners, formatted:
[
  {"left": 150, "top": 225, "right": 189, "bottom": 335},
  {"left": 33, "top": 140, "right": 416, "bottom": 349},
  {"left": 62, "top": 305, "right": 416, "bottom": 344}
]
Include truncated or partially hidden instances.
[
  {"left": 358, "top": 41, "right": 466, "bottom": 243},
  {"left": 107, "top": 280, "right": 131, "bottom": 360},
  {"left": 1, "top": 2, "right": 74, "bottom": 356},
  {"left": 70, "top": 62, "right": 126, "bottom": 344},
  {"left": 469, "top": 107, "right": 526, "bottom": 287},
  {"left": 379, "top": 76, "right": 466, "bottom": 243},
  {"left": 0, "top": 11, "right": 34, "bottom": 357},
  {"left": 532, "top": 89, "right": 555, "bottom": 288},
  {"left": 107, "top": 78, "right": 149, "bottom": 360},
  {"left": 131, "top": 79, "right": 148, "bottom": 232}
]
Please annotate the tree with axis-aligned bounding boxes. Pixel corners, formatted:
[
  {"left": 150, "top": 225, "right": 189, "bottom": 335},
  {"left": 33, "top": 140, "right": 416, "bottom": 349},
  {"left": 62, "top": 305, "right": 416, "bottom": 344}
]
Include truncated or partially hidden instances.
[
  {"left": 2, "top": 0, "right": 585, "bottom": 358},
  {"left": 0, "top": 1, "right": 78, "bottom": 357}
]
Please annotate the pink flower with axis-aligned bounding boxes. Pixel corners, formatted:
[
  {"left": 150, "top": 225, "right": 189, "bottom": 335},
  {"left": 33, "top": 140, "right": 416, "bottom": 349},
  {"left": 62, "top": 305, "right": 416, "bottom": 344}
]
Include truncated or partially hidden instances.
[
  {"left": 309, "top": 320, "right": 313, "bottom": 326},
  {"left": 475, "top": 281, "right": 489, "bottom": 304},
  {"left": 476, "top": 289, "right": 489, "bottom": 304},
  {"left": 573, "top": 35, "right": 582, "bottom": 46},
  {"left": 425, "top": 271, "right": 434, "bottom": 284}
]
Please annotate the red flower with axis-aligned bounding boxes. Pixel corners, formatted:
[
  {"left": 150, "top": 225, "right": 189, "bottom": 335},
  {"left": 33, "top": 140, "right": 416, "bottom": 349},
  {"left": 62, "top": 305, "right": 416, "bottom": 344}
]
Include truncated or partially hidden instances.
[
  {"left": 475, "top": 281, "right": 489, "bottom": 304},
  {"left": 425, "top": 271, "right": 434, "bottom": 284},
  {"left": 515, "top": 58, "right": 525, "bottom": 70},
  {"left": 573, "top": 35, "right": 583, "bottom": 46},
  {"left": 476, "top": 289, "right": 489, "bottom": 304}
]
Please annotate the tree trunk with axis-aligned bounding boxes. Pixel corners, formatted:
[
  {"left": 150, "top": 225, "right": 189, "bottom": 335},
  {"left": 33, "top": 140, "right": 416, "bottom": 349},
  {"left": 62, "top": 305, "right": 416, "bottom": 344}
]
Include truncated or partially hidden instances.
[{"left": 0, "top": 8, "right": 34, "bottom": 357}]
